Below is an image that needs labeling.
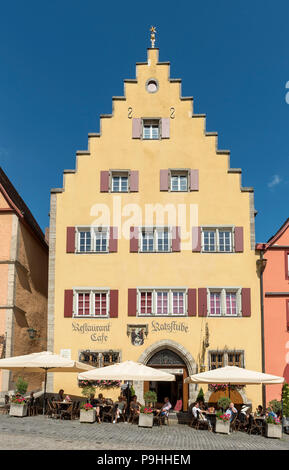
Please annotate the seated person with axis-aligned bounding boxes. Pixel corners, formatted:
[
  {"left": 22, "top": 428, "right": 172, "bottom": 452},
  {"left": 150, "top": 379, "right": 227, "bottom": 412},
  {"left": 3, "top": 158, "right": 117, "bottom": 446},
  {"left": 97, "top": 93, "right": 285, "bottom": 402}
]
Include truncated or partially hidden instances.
[
  {"left": 130, "top": 395, "right": 141, "bottom": 418},
  {"left": 191, "top": 401, "right": 212, "bottom": 429},
  {"left": 155, "top": 397, "right": 172, "bottom": 418},
  {"left": 114, "top": 396, "right": 126, "bottom": 423},
  {"left": 192, "top": 401, "right": 200, "bottom": 419},
  {"left": 57, "top": 389, "right": 65, "bottom": 401},
  {"left": 90, "top": 393, "right": 105, "bottom": 423},
  {"left": 28, "top": 391, "right": 35, "bottom": 406},
  {"left": 255, "top": 405, "right": 264, "bottom": 417},
  {"left": 226, "top": 402, "right": 238, "bottom": 422}
]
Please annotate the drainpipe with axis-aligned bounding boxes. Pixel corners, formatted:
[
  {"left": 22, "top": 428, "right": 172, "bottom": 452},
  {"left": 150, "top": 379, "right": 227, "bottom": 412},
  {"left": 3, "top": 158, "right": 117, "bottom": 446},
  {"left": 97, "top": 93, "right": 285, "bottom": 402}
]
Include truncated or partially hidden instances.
[{"left": 257, "top": 248, "right": 267, "bottom": 411}]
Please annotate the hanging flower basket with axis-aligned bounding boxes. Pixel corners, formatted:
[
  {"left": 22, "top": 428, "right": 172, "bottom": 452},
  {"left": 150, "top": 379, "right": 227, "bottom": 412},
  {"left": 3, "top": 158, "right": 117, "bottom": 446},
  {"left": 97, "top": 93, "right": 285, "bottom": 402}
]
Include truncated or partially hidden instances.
[
  {"left": 208, "top": 384, "right": 245, "bottom": 392},
  {"left": 95, "top": 380, "right": 121, "bottom": 389}
]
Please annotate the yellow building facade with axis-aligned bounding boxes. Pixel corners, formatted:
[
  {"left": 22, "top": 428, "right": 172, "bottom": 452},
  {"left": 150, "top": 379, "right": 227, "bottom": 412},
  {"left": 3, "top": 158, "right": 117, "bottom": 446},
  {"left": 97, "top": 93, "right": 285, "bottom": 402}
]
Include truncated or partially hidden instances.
[{"left": 48, "top": 48, "right": 262, "bottom": 410}]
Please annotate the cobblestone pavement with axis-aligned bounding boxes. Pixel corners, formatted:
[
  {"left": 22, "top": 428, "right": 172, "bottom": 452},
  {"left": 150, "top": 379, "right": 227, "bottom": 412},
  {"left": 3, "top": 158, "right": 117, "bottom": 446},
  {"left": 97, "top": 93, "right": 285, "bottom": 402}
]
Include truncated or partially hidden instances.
[{"left": 0, "top": 415, "right": 288, "bottom": 450}]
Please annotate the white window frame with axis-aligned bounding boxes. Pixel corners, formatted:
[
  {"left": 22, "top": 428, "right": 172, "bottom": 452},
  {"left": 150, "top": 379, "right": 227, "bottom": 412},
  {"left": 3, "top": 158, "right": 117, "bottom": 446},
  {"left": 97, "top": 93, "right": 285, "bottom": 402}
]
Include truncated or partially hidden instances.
[
  {"left": 202, "top": 227, "right": 234, "bottom": 253},
  {"left": 142, "top": 119, "right": 160, "bottom": 140},
  {"left": 111, "top": 171, "right": 129, "bottom": 193},
  {"left": 140, "top": 227, "right": 172, "bottom": 253},
  {"left": 73, "top": 288, "right": 110, "bottom": 318},
  {"left": 76, "top": 227, "right": 109, "bottom": 253},
  {"left": 170, "top": 170, "right": 189, "bottom": 192},
  {"left": 207, "top": 287, "right": 241, "bottom": 317},
  {"left": 137, "top": 288, "right": 187, "bottom": 316}
]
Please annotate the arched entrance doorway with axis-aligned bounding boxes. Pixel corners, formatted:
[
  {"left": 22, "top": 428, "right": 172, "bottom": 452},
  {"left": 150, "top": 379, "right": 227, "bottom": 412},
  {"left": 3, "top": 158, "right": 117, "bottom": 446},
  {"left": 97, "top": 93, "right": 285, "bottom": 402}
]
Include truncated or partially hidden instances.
[
  {"left": 137, "top": 340, "right": 198, "bottom": 412},
  {"left": 145, "top": 349, "right": 188, "bottom": 411}
]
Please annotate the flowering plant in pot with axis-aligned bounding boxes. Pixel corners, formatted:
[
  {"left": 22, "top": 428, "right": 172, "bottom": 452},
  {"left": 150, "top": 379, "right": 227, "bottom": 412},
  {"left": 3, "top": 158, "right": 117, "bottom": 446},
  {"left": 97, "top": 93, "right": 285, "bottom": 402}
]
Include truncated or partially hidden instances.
[
  {"left": 9, "top": 394, "right": 28, "bottom": 417},
  {"left": 11, "top": 395, "right": 26, "bottom": 405},
  {"left": 216, "top": 411, "right": 230, "bottom": 422},
  {"left": 140, "top": 406, "right": 153, "bottom": 414},
  {"left": 215, "top": 410, "right": 231, "bottom": 434},
  {"left": 265, "top": 412, "right": 282, "bottom": 438},
  {"left": 79, "top": 402, "right": 96, "bottom": 423},
  {"left": 81, "top": 402, "right": 93, "bottom": 411}
]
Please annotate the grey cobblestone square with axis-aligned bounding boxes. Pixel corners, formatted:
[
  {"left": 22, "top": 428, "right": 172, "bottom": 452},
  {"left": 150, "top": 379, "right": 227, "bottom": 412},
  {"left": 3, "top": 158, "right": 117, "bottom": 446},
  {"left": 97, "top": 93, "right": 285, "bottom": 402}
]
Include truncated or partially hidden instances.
[{"left": 0, "top": 415, "right": 288, "bottom": 450}]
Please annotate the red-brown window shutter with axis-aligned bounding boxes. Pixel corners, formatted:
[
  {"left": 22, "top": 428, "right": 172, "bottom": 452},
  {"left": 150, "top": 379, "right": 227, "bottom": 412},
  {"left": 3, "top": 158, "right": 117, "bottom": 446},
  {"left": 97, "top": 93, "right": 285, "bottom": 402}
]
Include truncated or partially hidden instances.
[
  {"left": 235, "top": 227, "right": 244, "bottom": 252},
  {"left": 109, "top": 227, "right": 118, "bottom": 253},
  {"left": 100, "top": 171, "right": 110, "bottom": 192},
  {"left": 242, "top": 288, "right": 251, "bottom": 317},
  {"left": 132, "top": 118, "right": 142, "bottom": 139},
  {"left": 190, "top": 170, "right": 199, "bottom": 191},
  {"left": 198, "top": 288, "right": 207, "bottom": 317},
  {"left": 110, "top": 290, "right": 119, "bottom": 318},
  {"left": 161, "top": 118, "right": 170, "bottom": 139},
  {"left": 160, "top": 170, "right": 169, "bottom": 191},
  {"left": 66, "top": 227, "right": 75, "bottom": 253},
  {"left": 128, "top": 289, "right": 137, "bottom": 316},
  {"left": 172, "top": 227, "right": 181, "bottom": 252},
  {"left": 192, "top": 227, "right": 201, "bottom": 252},
  {"left": 130, "top": 227, "right": 139, "bottom": 252},
  {"left": 64, "top": 290, "right": 73, "bottom": 317},
  {"left": 188, "top": 289, "right": 197, "bottom": 316},
  {"left": 130, "top": 171, "right": 139, "bottom": 192}
]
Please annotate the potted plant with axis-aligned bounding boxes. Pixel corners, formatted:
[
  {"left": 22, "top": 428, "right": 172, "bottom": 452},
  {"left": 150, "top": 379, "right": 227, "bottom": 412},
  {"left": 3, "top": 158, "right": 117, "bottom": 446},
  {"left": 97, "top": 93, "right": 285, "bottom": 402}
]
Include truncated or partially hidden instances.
[
  {"left": 144, "top": 390, "right": 157, "bottom": 407},
  {"left": 15, "top": 377, "right": 28, "bottom": 396},
  {"left": 81, "top": 385, "right": 96, "bottom": 401},
  {"left": 9, "top": 394, "right": 28, "bottom": 417},
  {"left": 79, "top": 402, "right": 96, "bottom": 423},
  {"left": 215, "top": 410, "right": 231, "bottom": 434},
  {"left": 138, "top": 406, "right": 154, "bottom": 428},
  {"left": 265, "top": 414, "right": 282, "bottom": 439},
  {"left": 217, "top": 396, "right": 231, "bottom": 412}
]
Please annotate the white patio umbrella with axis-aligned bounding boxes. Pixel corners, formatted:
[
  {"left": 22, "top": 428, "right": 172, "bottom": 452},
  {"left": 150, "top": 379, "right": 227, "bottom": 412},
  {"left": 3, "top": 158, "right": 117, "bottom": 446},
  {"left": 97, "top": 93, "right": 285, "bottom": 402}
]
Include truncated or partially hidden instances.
[
  {"left": 78, "top": 360, "right": 175, "bottom": 381},
  {"left": 0, "top": 351, "right": 94, "bottom": 415},
  {"left": 184, "top": 366, "right": 285, "bottom": 386}
]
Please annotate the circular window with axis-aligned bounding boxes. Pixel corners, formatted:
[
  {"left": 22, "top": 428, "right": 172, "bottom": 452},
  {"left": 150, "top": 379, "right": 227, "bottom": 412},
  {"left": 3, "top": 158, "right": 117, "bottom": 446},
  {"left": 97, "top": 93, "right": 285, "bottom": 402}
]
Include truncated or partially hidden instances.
[{"left": 146, "top": 79, "right": 159, "bottom": 93}]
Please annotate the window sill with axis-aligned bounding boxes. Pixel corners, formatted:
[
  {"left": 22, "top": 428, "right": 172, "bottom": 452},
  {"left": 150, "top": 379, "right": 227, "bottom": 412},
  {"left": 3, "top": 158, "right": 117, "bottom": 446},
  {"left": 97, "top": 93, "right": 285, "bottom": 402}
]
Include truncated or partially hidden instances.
[
  {"left": 137, "top": 314, "right": 187, "bottom": 317},
  {"left": 73, "top": 315, "right": 110, "bottom": 319},
  {"left": 75, "top": 251, "right": 109, "bottom": 254}
]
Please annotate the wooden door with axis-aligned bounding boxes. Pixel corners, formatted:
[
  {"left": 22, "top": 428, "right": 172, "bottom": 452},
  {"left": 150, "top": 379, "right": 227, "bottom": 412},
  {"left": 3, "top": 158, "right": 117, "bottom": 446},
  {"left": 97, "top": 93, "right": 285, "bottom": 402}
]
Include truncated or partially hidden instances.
[{"left": 183, "top": 368, "right": 188, "bottom": 411}]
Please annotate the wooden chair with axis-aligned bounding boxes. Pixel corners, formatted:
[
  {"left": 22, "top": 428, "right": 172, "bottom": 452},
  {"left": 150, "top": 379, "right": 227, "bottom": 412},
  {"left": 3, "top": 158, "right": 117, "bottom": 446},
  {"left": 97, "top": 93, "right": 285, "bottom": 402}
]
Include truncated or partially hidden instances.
[
  {"left": 128, "top": 407, "right": 140, "bottom": 424},
  {"left": 195, "top": 411, "right": 211, "bottom": 431},
  {"left": 230, "top": 413, "right": 238, "bottom": 432},
  {"left": 60, "top": 403, "right": 74, "bottom": 420},
  {"left": 116, "top": 403, "right": 127, "bottom": 422},
  {"left": 102, "top": 404, "right": 116, "bottom": 423},
  {"left": 248, "top": 415, "right": 264, "bottom": 436},
  {"left": 154, "top": 412, "right": 169, "bottom": 427},
  {"left": 47, "top": 400, "right": 60, "bottom": 419},
  {"left": 72, "top": 401, "right": 80, "bottom": 419}
]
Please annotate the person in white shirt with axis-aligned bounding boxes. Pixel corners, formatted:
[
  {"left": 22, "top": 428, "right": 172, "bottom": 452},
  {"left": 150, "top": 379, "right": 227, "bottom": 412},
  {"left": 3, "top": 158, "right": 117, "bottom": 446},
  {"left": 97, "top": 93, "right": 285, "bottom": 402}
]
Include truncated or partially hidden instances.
[
  {"left": 226, "top": 402, "right": 238, "bottom": 422},
  {"left": 156, "top": 397, "right": 172, "bottom": 417},
  {"left": 192, "top": 402, "right": 200, "bottom": 419}
]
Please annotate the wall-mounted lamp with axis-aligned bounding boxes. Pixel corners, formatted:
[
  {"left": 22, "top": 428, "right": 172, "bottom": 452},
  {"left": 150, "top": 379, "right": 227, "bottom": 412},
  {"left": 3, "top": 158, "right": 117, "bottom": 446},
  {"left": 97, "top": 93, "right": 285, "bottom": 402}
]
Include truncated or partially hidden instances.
[
  {"left": 257, "top": 258, "right": 267, "bottom": 273},
  {"left": 27, "top": 328, "right": 37, "bottom": 340}
]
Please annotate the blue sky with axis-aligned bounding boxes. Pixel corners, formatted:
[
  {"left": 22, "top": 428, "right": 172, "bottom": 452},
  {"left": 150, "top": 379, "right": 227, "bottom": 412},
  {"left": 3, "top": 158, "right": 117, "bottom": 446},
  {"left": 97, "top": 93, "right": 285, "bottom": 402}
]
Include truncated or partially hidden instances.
[{"left": 0, "top": 0, "right": 288, "bottom": 242}]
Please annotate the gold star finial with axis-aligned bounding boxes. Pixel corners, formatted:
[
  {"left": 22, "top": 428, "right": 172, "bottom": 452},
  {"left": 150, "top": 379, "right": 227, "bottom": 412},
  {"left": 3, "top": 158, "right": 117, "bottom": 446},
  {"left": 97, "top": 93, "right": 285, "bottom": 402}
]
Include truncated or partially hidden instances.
[{"left": 150, "top": 26, "right": 156, "bottom": 48}]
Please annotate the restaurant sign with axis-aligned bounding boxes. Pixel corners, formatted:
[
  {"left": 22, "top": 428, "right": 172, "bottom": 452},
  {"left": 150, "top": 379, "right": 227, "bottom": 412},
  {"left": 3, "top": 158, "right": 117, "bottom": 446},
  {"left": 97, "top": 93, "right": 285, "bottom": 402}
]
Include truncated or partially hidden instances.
[
  {"left": 151, "top": 320, "right": 189, "bottom": 333},
  {"left": 72, "top": 322, "right": 111, "bottom": 343}
]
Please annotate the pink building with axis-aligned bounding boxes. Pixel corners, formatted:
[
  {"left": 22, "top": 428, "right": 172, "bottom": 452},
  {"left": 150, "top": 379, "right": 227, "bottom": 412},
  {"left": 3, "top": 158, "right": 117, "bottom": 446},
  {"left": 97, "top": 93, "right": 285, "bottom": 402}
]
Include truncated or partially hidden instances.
[{"left": 257, "top": 218, "right": 289, "bottom": 404}]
